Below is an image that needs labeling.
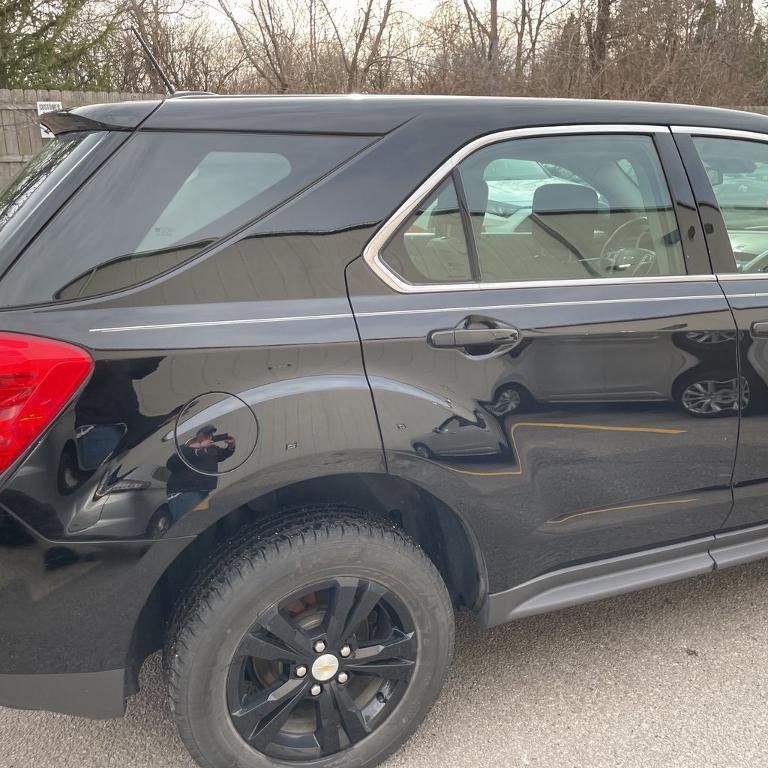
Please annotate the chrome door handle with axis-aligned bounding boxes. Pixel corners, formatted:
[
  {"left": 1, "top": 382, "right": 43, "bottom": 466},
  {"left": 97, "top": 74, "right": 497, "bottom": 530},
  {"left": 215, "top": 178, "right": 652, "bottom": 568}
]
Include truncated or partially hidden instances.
[
  {"left": 752, "top": 321, "right": 768, "bottom": 338},
  {"left": 428, "top": 326, "right": 520, "bottom": 349}
]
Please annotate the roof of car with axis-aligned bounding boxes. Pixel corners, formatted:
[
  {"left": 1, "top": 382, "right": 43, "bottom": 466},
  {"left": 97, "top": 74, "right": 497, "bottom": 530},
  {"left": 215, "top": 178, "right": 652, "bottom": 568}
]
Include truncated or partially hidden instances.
[{"left": 47, "top": 94, "right": 768, "bottom": 137}]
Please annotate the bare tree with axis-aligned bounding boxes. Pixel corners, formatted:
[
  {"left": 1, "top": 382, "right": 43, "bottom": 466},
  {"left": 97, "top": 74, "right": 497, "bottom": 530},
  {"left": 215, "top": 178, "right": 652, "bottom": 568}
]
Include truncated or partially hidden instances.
[
  {"left": 585, "top": 0, "right": 611, "bottom": 98},
  {"left": 89, "top": 0, "right": 768, "bottom": 107}
]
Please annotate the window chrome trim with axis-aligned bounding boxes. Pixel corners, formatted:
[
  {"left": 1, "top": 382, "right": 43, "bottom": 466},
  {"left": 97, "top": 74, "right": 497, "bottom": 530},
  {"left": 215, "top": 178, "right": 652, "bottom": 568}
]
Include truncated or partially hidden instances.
[
  {"left": 671, "top": 126, "right": 768, "bottom": 141},
  {"left": 364, "top": 123, "right": 699, "bottom": 293},
  {"left": 355, "top": 294, "right": 722, "bottom": 317},
  {"left": 716, "top": 272, "right": 768, "bottom": 281}
]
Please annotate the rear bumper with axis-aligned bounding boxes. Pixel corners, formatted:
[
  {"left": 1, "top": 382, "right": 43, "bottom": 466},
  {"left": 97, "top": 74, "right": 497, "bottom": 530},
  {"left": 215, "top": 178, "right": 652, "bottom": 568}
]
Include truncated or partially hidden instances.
[
  {"left": 0, "top": 668, "right": 127, "bottom": 719},
  {"left": 0, "top": 504, "right": 193, "bottom": 719}
]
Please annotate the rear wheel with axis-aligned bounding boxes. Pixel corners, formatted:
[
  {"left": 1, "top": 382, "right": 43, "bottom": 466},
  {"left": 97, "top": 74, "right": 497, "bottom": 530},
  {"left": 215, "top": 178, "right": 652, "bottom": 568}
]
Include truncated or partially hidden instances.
[{"left": 167, "top": 510, "right": 454, "bottom": 768}]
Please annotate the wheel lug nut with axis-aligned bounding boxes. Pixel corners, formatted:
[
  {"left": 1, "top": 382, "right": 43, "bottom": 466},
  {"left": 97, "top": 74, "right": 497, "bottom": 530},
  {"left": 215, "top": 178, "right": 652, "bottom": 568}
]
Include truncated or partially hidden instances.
[
  {"left": 313, "top": 640, "right": 326, "bottom": 653},
  {"left": 337, "top": 672, "right": 349, "bottom": 684},
  {"left": 296, "top": 665, "right": 307, "bottom": 678},
  {"left": 310, "top": 684, "right": 322, "bottom": 696},
  {"left": 339, "top": 645, "right": 351, "bottom": 658}
]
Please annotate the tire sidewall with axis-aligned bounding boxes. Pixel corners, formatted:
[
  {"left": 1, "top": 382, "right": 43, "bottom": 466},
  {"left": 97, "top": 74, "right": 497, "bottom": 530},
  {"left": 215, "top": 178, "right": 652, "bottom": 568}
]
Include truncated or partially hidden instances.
[{"left": 174, "top": 527, "right": 453, "bottom": 768}]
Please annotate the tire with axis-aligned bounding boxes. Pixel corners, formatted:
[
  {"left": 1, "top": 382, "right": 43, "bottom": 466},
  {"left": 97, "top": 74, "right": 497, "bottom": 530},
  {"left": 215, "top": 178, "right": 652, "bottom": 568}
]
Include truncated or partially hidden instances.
[{"left": 166, "top": 508, "right": 454, "bottom": 768}]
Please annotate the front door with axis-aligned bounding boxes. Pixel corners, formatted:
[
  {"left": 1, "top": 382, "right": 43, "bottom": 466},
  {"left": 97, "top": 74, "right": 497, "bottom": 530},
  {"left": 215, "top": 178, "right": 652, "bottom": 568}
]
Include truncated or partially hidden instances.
[
  {"left": 675, "top": 128, "right": 768, "bottom": 539},
  {"left": 347, "top": 125, "right": 739, "bottom": 594}
]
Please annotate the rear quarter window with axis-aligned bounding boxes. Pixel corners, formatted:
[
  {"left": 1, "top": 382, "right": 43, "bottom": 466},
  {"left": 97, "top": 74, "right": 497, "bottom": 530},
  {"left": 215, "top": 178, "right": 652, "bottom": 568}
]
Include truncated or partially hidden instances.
[{"left": 0, "top": 131, "right": 370, "bottom": 306}]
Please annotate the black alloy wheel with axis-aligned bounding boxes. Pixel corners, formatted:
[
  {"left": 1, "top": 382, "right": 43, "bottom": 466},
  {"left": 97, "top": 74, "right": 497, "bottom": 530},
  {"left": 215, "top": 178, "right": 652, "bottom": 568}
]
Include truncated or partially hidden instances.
[
  {"left": 167, "top": 509, "right": 454, "bottom": 768},
  {"left": 226, "top": 577, "right": 417, "bottom": 760}
]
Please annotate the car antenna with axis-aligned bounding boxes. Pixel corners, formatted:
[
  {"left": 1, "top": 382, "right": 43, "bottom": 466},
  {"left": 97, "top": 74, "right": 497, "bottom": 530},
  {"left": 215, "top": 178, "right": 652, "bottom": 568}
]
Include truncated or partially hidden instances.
[{"left": 131, "top": 26, "right": 176, "bottom": 96}]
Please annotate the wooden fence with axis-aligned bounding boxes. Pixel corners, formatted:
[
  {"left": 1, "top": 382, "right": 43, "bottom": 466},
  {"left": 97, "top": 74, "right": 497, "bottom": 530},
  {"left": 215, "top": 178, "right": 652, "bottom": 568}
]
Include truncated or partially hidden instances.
[
  {"left": 0, "top": 89, "right": 162, "bottom": 184},
  {"left": 2, "top": 91, "right": 768, "bottom": 185}
]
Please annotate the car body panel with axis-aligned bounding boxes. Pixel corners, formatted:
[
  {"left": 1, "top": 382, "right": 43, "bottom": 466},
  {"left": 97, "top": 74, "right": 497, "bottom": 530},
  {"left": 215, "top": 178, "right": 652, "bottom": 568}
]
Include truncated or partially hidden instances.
[{"left": 347, "top": 257, "right": 739, "bottom": 590}]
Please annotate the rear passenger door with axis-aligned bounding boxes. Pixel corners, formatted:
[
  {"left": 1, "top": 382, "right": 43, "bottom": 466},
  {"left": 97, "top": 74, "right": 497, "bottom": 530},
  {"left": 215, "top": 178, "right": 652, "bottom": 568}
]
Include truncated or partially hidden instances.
[
  {"left": 675, "top": 127, "right": 768, "bottom": 544},
  {"left": 347, "top": 125, "right": 740, "bottom": 596}
]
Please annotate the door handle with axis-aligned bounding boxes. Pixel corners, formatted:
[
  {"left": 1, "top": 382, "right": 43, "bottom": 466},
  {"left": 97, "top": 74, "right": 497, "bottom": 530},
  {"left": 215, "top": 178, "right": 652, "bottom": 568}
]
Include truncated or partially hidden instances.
[
  {"left": 752, "top": 321, "right": 768, "bottom": 338},
  {"left": 428, "top": 326, "right": 520, "bottom": 349}
]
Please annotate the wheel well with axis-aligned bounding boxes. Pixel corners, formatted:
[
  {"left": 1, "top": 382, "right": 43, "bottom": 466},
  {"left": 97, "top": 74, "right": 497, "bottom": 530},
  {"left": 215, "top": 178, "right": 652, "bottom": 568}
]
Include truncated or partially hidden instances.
[{"left": 128, "top": 472, "right": 485, "bottom": 680}]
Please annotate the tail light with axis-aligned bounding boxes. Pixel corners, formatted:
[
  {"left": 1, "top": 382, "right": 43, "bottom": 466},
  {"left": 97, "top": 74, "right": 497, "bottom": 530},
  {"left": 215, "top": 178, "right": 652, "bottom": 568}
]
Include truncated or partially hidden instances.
[{"left": 0, "top": 333, "right": 93, "bottom": 474}]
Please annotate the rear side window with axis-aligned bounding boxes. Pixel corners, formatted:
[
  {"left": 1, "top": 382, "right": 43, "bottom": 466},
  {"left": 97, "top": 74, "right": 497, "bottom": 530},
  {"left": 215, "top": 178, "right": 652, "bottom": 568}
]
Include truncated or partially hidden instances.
[
  {"left": 379, "top": 133, "right": 686, "bottom": 287},
  {"left": 0, "top": 132, "right": 369, "bottom": 305},
  {"left": 461, "top": 134, "right": 686, "bottom": 283},
  {"left": 0, "top": 133, "right": 93, "bottom": 233},
  {"left": 380, "top": 177, "right": 472, "bottom": 284},
  {"left": 0, "top": 132, "right": 105, "bottom": 263}
]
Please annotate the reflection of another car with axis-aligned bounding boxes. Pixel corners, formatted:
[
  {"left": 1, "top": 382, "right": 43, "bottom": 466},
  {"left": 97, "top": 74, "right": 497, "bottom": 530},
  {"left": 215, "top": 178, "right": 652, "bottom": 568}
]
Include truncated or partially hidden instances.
[
  {"left": 482, "top": 330, "right": 755, "bottom": 418},
  {"left": 484, "top": 158, "right": 605, "bottom": 231},
  {"left": 718, "top": 168, "right": 768, "bottom": 209},
  {"left": 96, "top": 463, "right": 172, "bottom": 538},
  {"left": 727, "top": 230, "right": 768, "bottom": 271},
  {"left": 412, "top": 412, "right": 509, "bottom": 458}
]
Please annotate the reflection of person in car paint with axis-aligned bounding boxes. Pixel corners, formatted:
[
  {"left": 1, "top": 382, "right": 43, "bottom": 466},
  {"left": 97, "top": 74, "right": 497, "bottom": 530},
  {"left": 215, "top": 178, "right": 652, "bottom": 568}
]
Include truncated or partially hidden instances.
[{"left": 165, "top": 425, "right": 236, "bottom": 523}]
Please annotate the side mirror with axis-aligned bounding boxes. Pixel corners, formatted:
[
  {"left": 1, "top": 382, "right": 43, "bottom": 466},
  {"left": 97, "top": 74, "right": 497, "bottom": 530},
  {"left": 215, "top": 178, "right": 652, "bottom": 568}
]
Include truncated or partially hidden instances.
[{"left": 706, "top": 167, "right": 723, "bottom": 187}]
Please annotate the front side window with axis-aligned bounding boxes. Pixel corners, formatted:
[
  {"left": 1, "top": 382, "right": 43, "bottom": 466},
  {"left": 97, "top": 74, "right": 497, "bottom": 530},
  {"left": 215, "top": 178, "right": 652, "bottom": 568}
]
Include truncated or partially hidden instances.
[
  {"left": 692, "top": 136, "right": 768, "bottom": 274},
  {"left": 378, "top": 133, "right": 687, "bottom": 288},
  {"left": 0, "top": 132, "right": 369, "bottom": 305}
]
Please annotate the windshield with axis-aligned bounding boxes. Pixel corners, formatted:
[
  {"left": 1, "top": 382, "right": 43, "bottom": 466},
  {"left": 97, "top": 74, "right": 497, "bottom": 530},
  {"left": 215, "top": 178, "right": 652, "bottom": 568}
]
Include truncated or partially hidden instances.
[{"left": 0, "top": 132, "right": 104, "bottom": 249}]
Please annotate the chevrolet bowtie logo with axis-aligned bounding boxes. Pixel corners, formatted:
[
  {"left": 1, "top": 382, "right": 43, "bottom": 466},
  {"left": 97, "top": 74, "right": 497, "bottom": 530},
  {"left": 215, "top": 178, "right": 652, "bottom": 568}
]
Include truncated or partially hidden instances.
[{"left": 311, "top": 654, "right": 340, "bottom": 682}]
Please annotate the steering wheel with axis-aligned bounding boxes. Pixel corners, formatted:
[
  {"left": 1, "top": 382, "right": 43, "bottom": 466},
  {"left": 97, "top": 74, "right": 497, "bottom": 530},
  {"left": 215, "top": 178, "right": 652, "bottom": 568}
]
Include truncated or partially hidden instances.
[{"left": 599, "top": 216, "right": 657, "bottom": 277}]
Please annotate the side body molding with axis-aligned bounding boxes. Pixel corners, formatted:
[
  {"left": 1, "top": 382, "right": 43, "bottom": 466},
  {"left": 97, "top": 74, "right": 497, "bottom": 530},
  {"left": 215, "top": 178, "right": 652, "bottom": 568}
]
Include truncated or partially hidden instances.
[{"left": 481, "top": 538, "right": 715, "bottom": 626}]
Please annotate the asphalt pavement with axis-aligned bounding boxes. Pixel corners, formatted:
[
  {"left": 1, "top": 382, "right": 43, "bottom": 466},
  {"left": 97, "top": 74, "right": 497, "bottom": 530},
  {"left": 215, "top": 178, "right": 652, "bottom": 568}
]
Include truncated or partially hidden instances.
[{"left": 4, "top": 559, "right": 768, "bottom": 767}]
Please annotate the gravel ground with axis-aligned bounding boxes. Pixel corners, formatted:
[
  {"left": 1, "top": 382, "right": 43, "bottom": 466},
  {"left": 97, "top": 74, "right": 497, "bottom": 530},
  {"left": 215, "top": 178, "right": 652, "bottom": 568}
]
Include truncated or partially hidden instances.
[{"left": 4, "top": 559, "right": 768, "bottom": 768}]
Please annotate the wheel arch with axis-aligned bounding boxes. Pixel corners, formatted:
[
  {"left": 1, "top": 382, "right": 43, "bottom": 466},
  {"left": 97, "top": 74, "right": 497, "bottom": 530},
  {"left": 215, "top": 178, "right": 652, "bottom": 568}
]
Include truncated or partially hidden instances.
[{"left": 127, "top": 471, "right": 487, "bottom": 684}]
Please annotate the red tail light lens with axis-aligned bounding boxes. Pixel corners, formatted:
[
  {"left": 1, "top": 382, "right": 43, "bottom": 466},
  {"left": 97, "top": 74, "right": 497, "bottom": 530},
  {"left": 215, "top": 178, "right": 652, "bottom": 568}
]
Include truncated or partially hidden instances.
[{"left": 0, "top": 333, "right": 93, "bottom": 473}]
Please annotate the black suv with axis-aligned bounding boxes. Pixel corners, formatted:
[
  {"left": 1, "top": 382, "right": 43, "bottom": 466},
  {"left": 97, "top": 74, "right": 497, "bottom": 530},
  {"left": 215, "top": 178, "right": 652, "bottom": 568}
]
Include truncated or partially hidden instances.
[{"left": 3, "top": 95, "right": 768, "bottom": 768}]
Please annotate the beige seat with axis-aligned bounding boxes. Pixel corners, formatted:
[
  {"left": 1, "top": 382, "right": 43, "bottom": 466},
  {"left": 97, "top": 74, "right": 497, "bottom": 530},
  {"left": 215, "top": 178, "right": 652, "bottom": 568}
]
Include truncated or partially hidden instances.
[{"left": 408, "top": 213, "right": 472, "bottom": 283}]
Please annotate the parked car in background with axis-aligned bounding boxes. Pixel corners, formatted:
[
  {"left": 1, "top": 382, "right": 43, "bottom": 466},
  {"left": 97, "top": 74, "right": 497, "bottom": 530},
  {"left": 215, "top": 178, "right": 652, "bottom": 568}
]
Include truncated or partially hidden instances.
[{"left": 4, "top": 95, "right": 768, "bottom": 768}]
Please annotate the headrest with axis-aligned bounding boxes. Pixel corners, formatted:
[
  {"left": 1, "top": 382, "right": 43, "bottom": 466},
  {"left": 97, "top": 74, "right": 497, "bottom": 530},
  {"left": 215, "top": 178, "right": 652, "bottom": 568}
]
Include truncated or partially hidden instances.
[{"left": 533, "top": 183, "right": 598, "bottom": 215}]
